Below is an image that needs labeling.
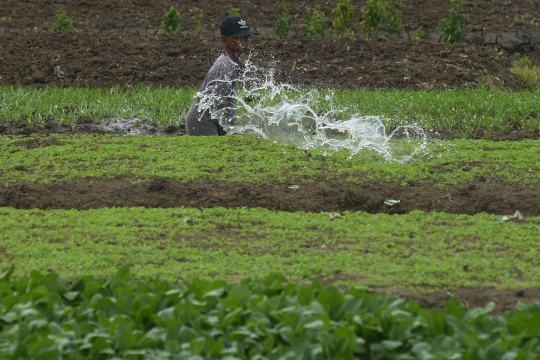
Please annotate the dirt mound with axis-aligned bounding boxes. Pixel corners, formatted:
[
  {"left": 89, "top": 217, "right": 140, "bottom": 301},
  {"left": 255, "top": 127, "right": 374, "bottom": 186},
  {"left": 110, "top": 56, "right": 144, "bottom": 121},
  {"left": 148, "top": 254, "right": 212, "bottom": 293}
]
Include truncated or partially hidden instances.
[
  {"left": 0, "top": 32, "right": 522, "bottom": 90},
  {"left": 1, "top": 0, "right": 539, "bottom": 34},
  {"left": 376, "top": 287, "right": 540, "bottom": 315},
  {"left": 1, "top": 178, "right": 538, "bottom": 216}
]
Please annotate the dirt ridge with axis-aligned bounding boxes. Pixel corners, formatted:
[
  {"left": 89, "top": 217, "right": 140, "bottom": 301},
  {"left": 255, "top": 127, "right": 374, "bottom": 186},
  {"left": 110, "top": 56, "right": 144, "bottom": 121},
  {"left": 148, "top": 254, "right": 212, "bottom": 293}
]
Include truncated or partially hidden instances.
[
  {"left": 0, "top": 32, "right": 523, "bottom": 90},
  {"left": 1, "top": 178, "right": 538, "bottom": 216}
]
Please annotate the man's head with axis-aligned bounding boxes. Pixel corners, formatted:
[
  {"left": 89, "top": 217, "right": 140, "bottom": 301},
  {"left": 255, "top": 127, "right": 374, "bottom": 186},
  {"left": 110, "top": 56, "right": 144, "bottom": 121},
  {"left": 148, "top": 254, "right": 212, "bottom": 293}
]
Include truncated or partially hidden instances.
[{"left": 220, "top": 16, "right": 256, "bottom": 54}]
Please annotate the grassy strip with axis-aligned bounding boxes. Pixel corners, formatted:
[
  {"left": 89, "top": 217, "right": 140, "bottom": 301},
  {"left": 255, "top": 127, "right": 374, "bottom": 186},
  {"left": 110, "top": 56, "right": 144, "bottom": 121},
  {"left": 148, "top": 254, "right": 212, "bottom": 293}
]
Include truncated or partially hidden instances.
[
  {"left": 2, "top": 268, "right": 540, "bottom": 359},
  {"left": 0, "top": 85, "right": 196, "bottom": 128},
  {"left": 1, "top": 207, "right": 540, "bottom": 289},
  {"left": 1, "top": 135, "right": 539, "bottom": 186},
  {"left": 1, "top": 86, "right": 539, "bottom": 138}
]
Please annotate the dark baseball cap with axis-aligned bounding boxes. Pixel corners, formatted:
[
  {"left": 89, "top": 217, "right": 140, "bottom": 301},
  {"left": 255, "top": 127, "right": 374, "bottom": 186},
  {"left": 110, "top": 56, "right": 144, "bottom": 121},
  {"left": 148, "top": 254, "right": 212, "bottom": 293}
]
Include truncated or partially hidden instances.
[{"left": 220, "top": 16, "right": 258, "bottom": 37}]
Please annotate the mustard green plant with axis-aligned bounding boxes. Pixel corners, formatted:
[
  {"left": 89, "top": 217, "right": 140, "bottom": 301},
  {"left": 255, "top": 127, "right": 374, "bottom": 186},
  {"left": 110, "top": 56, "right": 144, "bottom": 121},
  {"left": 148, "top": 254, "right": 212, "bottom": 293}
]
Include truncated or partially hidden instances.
[
  {"left": 2, "top": 208, "right": 540, "bottom": 289},
  {"left": 162, "top": 6, "right": 180, "bottom": 35},
  {"left": 330, "top": 0, "right": 356, "bottom": 38},
  {"left": 437, "top": 0, "right": 469, "bottom": 44},
  {"left": 1, "top": 134, "right": 540, "bottom": 187},
  {"left": 51, "top": 9, "right": 76, "bottom": 32},
  {"left": 300, "top": 6, "right": 328, "bottom": 37},
  {"left": 411, "top": 27, "right": 426, "bottom": 41},
  {"left": 359, "top": 0, "right": 402, "bottom": 39},
  {"left": 228, "top": 7, "right": 241, "bottom": 16},
  {"left": 274, "top": 0, "right": 292, "bottom": 37},
  {"left": 191, "top": 7, "right": 204, "bottom": 35},
  {"left": 1, "top": 267, "right": 540, "bottom": 359}
]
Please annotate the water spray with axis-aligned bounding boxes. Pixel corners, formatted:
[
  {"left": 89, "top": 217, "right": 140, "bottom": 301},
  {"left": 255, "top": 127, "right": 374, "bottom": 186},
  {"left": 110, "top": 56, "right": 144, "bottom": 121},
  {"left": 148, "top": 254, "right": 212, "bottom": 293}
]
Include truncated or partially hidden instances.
[{"left": 195, "top": 53, "right": 427, "bottom": 161}]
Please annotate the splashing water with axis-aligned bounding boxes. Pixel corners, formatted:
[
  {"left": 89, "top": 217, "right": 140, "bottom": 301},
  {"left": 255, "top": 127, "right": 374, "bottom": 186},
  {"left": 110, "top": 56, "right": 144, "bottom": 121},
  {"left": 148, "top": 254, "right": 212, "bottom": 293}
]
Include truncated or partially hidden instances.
[{"left": 196, "top": 53, "right": 426, "bottom": 161}]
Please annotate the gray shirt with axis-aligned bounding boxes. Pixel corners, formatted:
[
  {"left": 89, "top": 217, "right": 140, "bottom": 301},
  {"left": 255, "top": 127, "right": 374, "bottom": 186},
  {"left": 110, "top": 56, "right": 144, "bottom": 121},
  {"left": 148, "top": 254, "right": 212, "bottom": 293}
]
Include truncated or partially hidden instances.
[{"left": 186, "top": 55, "right": 240, "bottom": 136}]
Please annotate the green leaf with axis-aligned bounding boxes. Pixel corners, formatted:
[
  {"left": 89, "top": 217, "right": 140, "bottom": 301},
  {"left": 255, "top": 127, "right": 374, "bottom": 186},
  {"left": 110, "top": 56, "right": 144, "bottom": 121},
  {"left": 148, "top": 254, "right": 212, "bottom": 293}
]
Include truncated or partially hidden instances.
[
  {"left": 381, "top": 339, "right": 402, "bottom": 350},
  {"left": 62, "top": 291, "right": 79, "bottom": 301},
  {"left": 317, "top": 286, "right": 344, "bottom": 315},
  {"left": 189, "top": 337, "right": 207, "bottom": 355},
  {"left": 0, "top": 266, "right": 14, "bottom": 282},
  {"left": 220, "top": 285, "right": 251, "bottom": 309},
  {"left": 27, "top": 337, "right": 60, "bottom": 359},
  {"left": 297, "top": 285, "right": 314, "bottom": 306},
  {"left": 115, "top": 324, "right": 137, "bottom": 351},
  {"left": 115, "top": 264, "right": 131, "bottom": 280}
]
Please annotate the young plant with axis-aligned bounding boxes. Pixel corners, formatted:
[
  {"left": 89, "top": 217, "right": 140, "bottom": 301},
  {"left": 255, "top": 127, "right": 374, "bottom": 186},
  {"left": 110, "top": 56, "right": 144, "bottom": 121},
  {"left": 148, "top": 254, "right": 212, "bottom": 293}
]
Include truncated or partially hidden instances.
[
  {"left": 228, "top": 7, "right": 241, "bottom": 16},
  {"left": 411, "top": 27, "right": 425, "bottom": 41},
  {"left": 300, "top": 6, "right": 328, "bottom": 37},
  {"left": 255, "top": 27, "right": 268, "bottom": 36},
  {"left": 511, "top": 56, "right": 540, "bottom": 90},
  {"left": 330, "top": 0, "right": 356, "bottom": 38},
  {"left": 162, "top": 6, "right": 180, "bottom": 35},
  {"left": 51, "top": 9, "right": 76, "bottom": 32},
  {"left": 359, "top": 0, "right": 402, "bottom": 39},
  {"left": 437, "top": 0, "right": 469, "bottom": 44},
  {"left": 191, "top": 7, "right": 204, "bottom": 35},
  {"left": 274, "top": 0, "right": 292, "bottom": 37}
]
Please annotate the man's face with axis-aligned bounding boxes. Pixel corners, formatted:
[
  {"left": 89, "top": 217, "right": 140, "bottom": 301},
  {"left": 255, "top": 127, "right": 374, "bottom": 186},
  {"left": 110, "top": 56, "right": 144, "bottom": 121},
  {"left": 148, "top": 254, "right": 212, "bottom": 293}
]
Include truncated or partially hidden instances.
[{"left": 222, "top": 35, "right": 251, "bottom": 54}]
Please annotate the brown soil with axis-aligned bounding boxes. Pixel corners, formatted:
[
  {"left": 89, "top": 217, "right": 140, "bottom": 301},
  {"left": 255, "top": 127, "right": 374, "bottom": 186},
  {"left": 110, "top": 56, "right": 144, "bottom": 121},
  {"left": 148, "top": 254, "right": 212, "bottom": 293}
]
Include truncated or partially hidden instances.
[
  {"left": 1, "top": 177, "right": 538, "bottom": 216},
  {"left": 0, "top": 31, "right": 524, "bottom": 90},
  {"left": 1, "top": 0, "right": 539, "bottom": 33},
  {"left": 374, "top": 287, "right": 540, "bottom": 315}
]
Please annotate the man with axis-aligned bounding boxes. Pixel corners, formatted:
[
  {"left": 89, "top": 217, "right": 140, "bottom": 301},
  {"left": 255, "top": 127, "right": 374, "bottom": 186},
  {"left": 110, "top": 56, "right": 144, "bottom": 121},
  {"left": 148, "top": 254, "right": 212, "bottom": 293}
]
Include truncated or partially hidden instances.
[{"left": 186, "top": 16, "right": 256, "bottom": 136}]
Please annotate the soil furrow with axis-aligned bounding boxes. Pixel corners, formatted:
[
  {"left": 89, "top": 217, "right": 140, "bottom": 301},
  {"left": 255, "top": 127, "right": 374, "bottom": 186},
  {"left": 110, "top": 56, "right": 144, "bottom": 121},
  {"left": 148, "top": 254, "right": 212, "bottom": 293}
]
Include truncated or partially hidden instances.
[{"left": 1, "top": 178, "right": 538, "bottom": 216}]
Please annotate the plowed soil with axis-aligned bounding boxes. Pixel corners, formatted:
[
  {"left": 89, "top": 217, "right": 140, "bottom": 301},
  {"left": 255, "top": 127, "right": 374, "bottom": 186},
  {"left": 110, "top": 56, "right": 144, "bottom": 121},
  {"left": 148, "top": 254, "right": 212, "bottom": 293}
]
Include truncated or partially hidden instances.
[
  {"left": 1, "top": 0, "right": 539, "bottom": 33},
  {"left": 2, "top": 0, "right": 540, "bottom": 91},
  {"left": 0, "top": 32, "right": 523, "bottom": 90}
]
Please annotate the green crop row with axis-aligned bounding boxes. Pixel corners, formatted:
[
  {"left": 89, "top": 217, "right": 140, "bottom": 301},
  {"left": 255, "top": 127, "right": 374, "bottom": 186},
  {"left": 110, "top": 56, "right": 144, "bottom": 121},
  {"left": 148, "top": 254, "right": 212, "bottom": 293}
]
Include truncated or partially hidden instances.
[
  {"left": 1, "top": 267, "right": 540, "bottom": 359},
  {"left": 1, "top": 135, "right": 539, "bottom": 187},
  {"left": 1, "top": 86, "right": 539, "bottom": 138},
  {"left": 1, "top": 207, "right": 540, "bottom": 288},
  {"left": 0, "top": 85, "right": 196, "bottom": 129}
]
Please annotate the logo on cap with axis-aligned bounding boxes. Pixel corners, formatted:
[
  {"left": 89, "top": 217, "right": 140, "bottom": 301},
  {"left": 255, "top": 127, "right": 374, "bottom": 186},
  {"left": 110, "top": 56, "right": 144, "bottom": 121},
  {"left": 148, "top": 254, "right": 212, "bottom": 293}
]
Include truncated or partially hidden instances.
[{"left": 238, "top": 19, "right": 248, "bottom": 28}]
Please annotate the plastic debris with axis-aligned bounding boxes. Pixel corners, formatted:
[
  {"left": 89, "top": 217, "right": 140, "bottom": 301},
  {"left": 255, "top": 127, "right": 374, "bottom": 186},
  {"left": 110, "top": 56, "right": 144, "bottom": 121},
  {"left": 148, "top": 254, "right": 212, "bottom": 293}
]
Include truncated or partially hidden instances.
[
  {"left": 384, "top": 199, "right": 400, "bottom": 206},
  {"left": 327, "top": 212, "right": 341, "bottom": 220},
  {"left": 288, "top": 185, "right": 300, "bottom": 190},
  {"left": 495, "top": 210, "right": 524, "bottom": 222}
]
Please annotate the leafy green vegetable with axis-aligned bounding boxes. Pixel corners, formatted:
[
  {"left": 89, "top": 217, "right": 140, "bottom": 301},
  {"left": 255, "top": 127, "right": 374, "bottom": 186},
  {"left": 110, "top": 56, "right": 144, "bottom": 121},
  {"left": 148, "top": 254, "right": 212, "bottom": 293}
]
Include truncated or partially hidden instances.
[
  {"left": 1, "top": 86, "right": 539, "bottom": 139},
  {"left": 1, "top": 207, "right": 540, "bottom": 289},
  {"left": 0, "top": 134, "right": 539, "bottom": 187},
  {"left": 0, "top": 269, "right": 539, "bottom": 358}
]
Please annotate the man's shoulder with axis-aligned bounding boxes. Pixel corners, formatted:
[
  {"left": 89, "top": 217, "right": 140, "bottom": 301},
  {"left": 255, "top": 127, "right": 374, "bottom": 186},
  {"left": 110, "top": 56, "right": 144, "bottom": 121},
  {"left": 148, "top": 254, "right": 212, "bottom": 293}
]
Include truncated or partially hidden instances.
[
  {"left": 208, "top": 55, "right": 237, "bottom": 76},
  {"left": 213, "top": 54, "right": 237, "bottom": 67}
]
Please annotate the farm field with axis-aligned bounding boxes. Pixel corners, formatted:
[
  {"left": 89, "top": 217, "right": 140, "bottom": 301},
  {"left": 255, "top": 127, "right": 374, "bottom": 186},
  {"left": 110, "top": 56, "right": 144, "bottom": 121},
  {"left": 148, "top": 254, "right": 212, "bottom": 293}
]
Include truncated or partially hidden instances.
[{"left": 1, "top": 0, "right": 540, "bottom": 357}]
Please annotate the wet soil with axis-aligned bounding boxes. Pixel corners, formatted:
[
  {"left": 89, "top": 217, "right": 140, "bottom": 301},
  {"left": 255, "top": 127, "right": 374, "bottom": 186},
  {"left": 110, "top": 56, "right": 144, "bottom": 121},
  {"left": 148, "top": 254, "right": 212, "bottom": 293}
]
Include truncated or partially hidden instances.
[
  {"left": 2, "top": 118, "right": 539, "bottom": 141},
  {"left": 1, "top": 0, "right": 539, "bottom": 34},
  {"left": 0, "top": 31, "right": 524, "bottom": 90},
  {"left": 1, "top": 177, "right": 538, "bottom": 216}
]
